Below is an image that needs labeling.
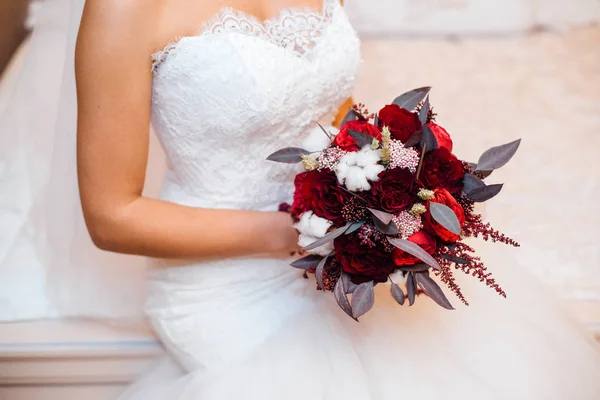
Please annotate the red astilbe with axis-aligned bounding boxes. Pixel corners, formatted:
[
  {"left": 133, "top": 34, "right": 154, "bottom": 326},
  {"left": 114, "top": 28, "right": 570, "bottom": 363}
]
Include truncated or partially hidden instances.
[
  {"left": 352, "top": 103, "right": 375, "bottom": 121},
  {"left": 433, "top": 259, "right": 469, "bottom": 306},
  {"left": 459, "top": 198, "right": 520, "bottom": 247},
  {"left": 438, "top": 242, "right": 506, "bottom": 298},
  {"left": 321, "top": 263, "right": 342, "bottom": 292}
]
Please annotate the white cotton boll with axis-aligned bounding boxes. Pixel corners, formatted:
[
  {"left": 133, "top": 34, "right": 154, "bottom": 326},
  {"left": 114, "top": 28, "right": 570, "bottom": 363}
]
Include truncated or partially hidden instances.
[
  {"left": 340, "top": 152, "right": 357, "bottom": 166},
  {"left": 386, "top": 270, "right": 407, "bottom": 286},
  {"left": 293, "top": 211, "right": 314, "bottom": 235},
  {"left": 297, "top": 234, "right": 334, "bottom": 256},
  {"left": 335, "top": 160, "right": 350, "bottom": 183},
  {"left": 355, "top": 147, "right": 380, "bottom": 167},
  {"left": 363, "top": 164, "right": 385, "bottom": 181},
  {"left": 308, "top": 214, "right": 333, "bottom": 238},
  {"left": 302, "top": 126, "right": 333, "bottom": 153},
  {"left": 297, "top": 233, "right": 316, "bottom": 249},
  {"left": 345, "top": 167, "right": 371, "bottom": 192}
]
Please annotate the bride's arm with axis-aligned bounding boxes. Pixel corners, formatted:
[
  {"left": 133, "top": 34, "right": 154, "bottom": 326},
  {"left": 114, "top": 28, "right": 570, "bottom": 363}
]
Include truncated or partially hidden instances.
[{"left": 75, "top": 1, "right": 298, "bottom": 260}]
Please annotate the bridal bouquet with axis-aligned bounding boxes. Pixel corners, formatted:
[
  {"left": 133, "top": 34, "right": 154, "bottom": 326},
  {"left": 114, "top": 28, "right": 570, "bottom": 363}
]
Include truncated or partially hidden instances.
[{"left": 268, "top": 87, "right": 520, "bottom": 320}]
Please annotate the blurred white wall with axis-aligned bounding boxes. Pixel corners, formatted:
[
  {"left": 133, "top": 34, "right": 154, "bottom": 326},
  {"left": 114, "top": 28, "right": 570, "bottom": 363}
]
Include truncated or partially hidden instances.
[{"left": 346, "top": 0, "right": 600, "bottom": 36}]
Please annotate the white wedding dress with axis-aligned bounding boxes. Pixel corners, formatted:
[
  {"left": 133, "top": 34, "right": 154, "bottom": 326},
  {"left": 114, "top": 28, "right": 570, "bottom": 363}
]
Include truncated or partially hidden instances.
[{"left": 113, "top": 1, "right": 600, "bottom": 399}]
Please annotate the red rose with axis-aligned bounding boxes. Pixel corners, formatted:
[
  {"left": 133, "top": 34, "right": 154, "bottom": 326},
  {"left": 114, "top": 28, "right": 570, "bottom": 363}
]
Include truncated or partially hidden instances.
[
  {"left": 427, "top": 123, "right": 453, "bottom": 152},
  {"left": 369, "top": 168, "right": 416, "bottom": 213},
  {"left": 378, "top": 104, "right": 422, "bottom": 142},
  {"left": 292, "top": 170, "right": 349, "bottom": 226},
  {"left": 333, "top": 120, "right": 382, "bottom": 151},
  {"left": 420, "top": 147, "right": 465, "bottom": 195},
  {"left": 422, "top": 189, "right": 465, "bottom": 242},
  {"left": 392, "top": 230, "right": 437, "bottom": 266},
  {"left": 291, "top": 172, "right": 310, "bottom": 218},
  {"left": 335, "top": 234, "right": 397, "bottom": 284}
]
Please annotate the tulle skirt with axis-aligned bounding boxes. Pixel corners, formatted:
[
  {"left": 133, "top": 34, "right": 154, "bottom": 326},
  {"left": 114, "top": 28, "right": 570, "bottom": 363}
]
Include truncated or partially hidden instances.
[{"left": 119, "top": 244, "right": 600, "bottom": 400}]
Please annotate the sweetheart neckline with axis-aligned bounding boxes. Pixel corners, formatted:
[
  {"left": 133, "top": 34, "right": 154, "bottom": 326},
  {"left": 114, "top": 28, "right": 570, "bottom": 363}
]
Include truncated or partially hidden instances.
[{"left": 151, "top": 2, "right": 340, "bottom": 74}]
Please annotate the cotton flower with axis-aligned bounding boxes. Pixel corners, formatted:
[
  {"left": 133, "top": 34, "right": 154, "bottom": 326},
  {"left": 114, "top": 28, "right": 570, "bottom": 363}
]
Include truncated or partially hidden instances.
[
  {"left": 302, "top": 125, "right": 339, "bottom": 155},
  {"left": 294, "top": 211, "right": 334, "bottom": 256},
  {"left": 387, "top": 270, "right": 407, "bottom": 285},
  {"left": 335, "top": 145, "right": 385, "bottom": 192}
]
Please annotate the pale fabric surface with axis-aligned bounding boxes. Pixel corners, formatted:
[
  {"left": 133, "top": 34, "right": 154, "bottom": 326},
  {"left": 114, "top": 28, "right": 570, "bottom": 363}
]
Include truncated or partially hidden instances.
[
  {"left": 346, "top": 0, "right": 600, "bottom": 36},
  {"left": 117, "top": 2, "right": 600, "bottom": 399}
]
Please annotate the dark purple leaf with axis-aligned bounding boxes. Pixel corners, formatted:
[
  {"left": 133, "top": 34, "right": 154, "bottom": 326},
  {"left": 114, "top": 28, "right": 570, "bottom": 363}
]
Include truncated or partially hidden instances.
[
  {"left": 290, "top": 255, "right": 323, "bottom": 270},
  {"left": 354, "top": 109, "right": 368, "bottom": 121},
  {"left": 373, "top": 113, "right": 379, "bottom": 127},
  {"left": 430, "top": 201, "right": 461, "bottom": 235},
  {"left": 302, "top": 224, "right": 350, "bottom": 251},
  {"left": 407, "top": 273, "right": 416, "bottom": 306},
  {"left": 445, "top": 243, "right": 457, "bottom": 251},
  {"left": 345, "top": 221, "right": 365, "bottom": 235},
  {"left": 391, "top": 283, "right": 405, "bottom": 305},
  {"left": 403, "top": 130, "right": 423, "bottom": 148},
  {"left": 420, "top": 124, "right": 438, "bottom": 151},
  {"left": 466, "top": 184, "right": 503, "bottom": 202},
  {"left": 476, "top": 139, "right": 521, "bottom": 171},
  {"left": 398, "top": 263, "right": 430, "bottom": 272},
  {"left": 340, "top": 108, "right": 357, "bottom": 128},
  {"left": 388, "top": 238, "right": 441, "bottom": 271},
  {"left": 414, "top": 272, "right": 454, "bottom": 310},
  {"left": 351, "top": 281, "right": 375, "bottom": 319},
  {"left": 440, "top": 254, "right": 469, "bottom": 265},
  {"left": 315, "top": 255, "right": 329, "bottom": 290},
  {"left": 373, "top": 218, "right": 399, "bottom": 235},
  {"left": 392, "top": 87, "right": 432, "bottom": 111},
  {"left": 334, "top": 276, "right": 357, "bottom": 320},
  {"left": 463, "top": 173, "right": 486, "bottom": 194},
  {"left": 266, "top": 147, "right": 311, "bottom": 163},
  {"left": 468, "top": 163, "right": 493, "bottom": 178},
  {"left": 367, "top": 208, "right": 394, "bottom": 225},
  {"left": 348, "top": 129, "right": 375, "bottom": 149},
  {"left": 419, "top": 95, "right": 430, "bottom": 125},
  {"left": 342, "top": 273, "right": 358, "bottom": 294},
  {"left": 368, "top": 208, "right": 399, "bottom": 235}
]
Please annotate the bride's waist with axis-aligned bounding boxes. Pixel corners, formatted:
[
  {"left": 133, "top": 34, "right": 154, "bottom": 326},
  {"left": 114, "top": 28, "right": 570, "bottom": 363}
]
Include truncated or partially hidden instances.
[{"left": 145, "top": 256, "right": 306, "bottom": 308}]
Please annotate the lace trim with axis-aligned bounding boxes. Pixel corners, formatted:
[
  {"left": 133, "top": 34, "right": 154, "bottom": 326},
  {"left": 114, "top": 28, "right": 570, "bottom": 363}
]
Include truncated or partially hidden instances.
[{"left": 151, "top": 0, "right": 338, "bottom": 73}]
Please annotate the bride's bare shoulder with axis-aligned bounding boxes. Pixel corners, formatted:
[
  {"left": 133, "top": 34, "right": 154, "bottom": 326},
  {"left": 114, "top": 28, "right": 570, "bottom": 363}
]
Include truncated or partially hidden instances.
[{"left": 77, "top": 0, "right": 167, "bottom": 61}]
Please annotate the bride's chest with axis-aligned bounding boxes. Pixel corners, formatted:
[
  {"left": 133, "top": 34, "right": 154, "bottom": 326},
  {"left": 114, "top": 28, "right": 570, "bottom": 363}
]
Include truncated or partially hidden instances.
[{"left": 150, "top": 7, "right": 360, "bottom": 143}]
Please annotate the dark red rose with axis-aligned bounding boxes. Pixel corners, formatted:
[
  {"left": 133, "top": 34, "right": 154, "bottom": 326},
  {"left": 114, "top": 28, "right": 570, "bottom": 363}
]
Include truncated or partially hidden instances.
[
  {"left": 427, "top": 123, "right": 453, "bottom": 152},
  {"left": 422, "top": 189, "right": 465, "bottom": 242},
  {"left": 378, "top": 104, "right": 422, "bottom": 142},
  {"left": 369, "top": 168, "right": 416, "bottom": 213},
  {"left": 335, "top": 234, "right": 397, "bottom": 283},
  {"left": 293, "top": 169, "right": 349, "bottom": 226},
  {"left": 421, "top": 147, "right": 465, "bottom": 195},
  {"left": 291, "top": 172, "right": 310, "bottom": 218},
  {"left": 392, "top": 230, "right": 437, "bottom": 266},
  {"left": 333, "top": 120, "right": 382, "bottom": 151}
]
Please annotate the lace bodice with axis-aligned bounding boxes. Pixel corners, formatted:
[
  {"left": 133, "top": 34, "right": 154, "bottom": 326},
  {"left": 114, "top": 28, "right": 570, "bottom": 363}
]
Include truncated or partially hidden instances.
[{"left": 150, "top": 0, "right": 360, "bottom": 211}]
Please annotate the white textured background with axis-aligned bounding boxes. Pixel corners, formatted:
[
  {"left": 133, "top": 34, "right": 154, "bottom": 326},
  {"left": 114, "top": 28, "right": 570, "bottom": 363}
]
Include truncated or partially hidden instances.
[{"left": 345, "top": 0, "right": 600, "bottom": 36}]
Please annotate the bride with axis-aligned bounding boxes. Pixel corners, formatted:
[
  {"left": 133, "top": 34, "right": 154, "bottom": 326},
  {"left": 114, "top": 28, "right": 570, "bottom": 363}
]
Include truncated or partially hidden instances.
[{"left": 71, "top": 0, "right": 600, "bottom": 398}]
